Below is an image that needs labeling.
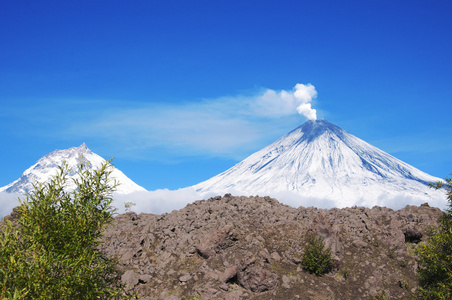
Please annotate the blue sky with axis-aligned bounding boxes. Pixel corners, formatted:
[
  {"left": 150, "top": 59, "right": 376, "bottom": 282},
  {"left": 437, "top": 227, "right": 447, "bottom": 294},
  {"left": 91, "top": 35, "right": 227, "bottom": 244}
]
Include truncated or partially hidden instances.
[{"left": 1, "top": 0, "right": 451, "bottom": 191}]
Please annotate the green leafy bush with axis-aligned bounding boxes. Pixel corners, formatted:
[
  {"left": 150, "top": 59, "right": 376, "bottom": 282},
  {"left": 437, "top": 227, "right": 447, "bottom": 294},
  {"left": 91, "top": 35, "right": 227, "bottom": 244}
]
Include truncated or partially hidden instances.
[
  {"left": 416, "top": 176, "right": 452, "bottom": 299},
  {"left": 0, "top": 160, "right": 130, "bottom": 299},
  {"left": 301, "top": 233, "right": 333, "bottom": 276}
]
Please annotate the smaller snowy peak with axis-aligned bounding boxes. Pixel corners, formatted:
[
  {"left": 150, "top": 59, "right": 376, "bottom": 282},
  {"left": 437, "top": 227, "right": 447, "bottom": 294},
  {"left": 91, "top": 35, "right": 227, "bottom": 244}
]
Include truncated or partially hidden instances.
[
  {"left": 42, "top": 143, "right": 92, "bottom": 160},
  {"left": 0, "top": 144, "right": 146, "bottom": 195}
]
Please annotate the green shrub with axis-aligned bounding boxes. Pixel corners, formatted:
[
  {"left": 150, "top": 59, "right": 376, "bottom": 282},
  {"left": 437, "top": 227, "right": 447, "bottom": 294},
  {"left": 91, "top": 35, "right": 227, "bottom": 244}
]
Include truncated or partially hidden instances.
[
  {"left": 124, "top": 201, "right": 136, "bottom": 212},
  {"left": 370, "top": 289, "right": 389, "bottom": 300},
  {"left": 301, "top": 233, "right": 333, "bottom": 276},
  {"left": 0, "top": 159, "right": 130, "bottom": 299},
  {"left": 416, "top": 176, "right": 452, "bottom": 299}
]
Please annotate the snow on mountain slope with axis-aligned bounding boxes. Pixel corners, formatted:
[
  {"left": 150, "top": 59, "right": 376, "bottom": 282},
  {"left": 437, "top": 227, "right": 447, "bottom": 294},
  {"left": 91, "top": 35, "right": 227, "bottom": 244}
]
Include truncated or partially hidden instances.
[
  {"left": 0, "top": 143, "right": 146, "bottom": 195},
  {"left": 194, "top": 120, "right": 446, "bottom": 208}
]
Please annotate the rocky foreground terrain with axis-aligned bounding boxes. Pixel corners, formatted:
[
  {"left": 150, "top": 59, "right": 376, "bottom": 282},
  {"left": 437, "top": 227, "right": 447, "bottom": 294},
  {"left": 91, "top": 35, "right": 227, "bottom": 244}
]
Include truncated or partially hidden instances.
[{"left": 101, "top": 195, "right": 443, "bottom": 299}]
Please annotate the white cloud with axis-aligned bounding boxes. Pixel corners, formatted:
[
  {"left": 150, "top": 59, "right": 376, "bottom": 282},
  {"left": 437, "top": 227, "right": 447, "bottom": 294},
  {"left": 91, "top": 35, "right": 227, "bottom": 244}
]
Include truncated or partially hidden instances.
[
  {"left": 112, "top": 188, "right": 202, "bottom": 215},
  {"left": 0, "top": 192, "right": 21, "bottom": 219},
  {"left": 68, "top": 83, "right": 319, "bottom": 159},
  {"left": 2, "top": 187, "right": 445, "bottom": 220},
  {"left": 111, "top": 186, "right": 448, "bottom": 217}
]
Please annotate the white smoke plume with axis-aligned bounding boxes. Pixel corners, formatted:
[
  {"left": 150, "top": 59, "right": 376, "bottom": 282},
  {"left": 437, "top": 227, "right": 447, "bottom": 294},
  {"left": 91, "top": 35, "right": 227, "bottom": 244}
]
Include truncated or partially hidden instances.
[
  {"left": 251, "top": 83, "right": 317, "bottom": 120},
  {"left": 294, "top": 83, "right": 317, "bottom": 120}
]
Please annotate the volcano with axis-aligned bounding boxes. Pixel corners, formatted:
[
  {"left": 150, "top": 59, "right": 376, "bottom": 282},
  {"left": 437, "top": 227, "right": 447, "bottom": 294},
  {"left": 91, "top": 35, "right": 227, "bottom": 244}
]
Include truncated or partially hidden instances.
[
  {"left": 0, "top": 144, "right": 146, "bottom": 195},
  {"left": 193, "top": 120, "right": 445, "bottom": 208}
]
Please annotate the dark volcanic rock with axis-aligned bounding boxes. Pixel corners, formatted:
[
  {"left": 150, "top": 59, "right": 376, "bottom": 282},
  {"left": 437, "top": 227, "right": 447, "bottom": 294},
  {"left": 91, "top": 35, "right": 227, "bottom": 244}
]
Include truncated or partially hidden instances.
[
  {"left": 237, "top": 266, "right": 277, "bottom": 292},
  {"left": 196, "top": 224, "right": 237, "bottom": 258},
  {"left": 99, "top": 195, "right": 444, "bottom": 299},
  {"left": 403, "top": 225, "right": 423, "bottom": 243}
]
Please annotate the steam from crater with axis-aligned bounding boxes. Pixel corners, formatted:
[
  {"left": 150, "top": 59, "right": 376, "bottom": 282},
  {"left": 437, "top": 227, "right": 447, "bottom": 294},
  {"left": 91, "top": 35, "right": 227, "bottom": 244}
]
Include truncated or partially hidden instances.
[
  {"left": 252, "top": 83, "right": 318, "bottom": 120},
  {"left": 294, "top": 83, "right": 317, "bottom": 120}
]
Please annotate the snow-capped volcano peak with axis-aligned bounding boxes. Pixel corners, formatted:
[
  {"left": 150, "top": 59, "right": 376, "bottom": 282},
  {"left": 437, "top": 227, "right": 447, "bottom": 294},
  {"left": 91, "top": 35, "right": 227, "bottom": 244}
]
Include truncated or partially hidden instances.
[
  {"left": 0, "top": 144, "right": 146, "bottom": 195},
  {"left": 194, "top": 120, "right": 445, "bottom": 208},
  {"left": 292, "top": 119, "right": 341, "bottom": 138}
]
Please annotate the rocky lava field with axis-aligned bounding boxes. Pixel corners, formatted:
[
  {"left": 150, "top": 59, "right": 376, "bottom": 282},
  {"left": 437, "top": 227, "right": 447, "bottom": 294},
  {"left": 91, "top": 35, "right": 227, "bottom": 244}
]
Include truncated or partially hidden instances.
[{"left": 101, "top": 194, "right": 443, "bottom": 299}]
